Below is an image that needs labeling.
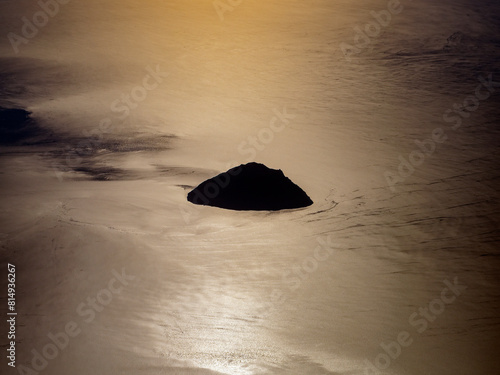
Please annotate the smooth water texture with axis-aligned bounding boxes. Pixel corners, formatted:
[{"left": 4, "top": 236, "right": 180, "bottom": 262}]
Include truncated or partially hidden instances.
[{"left": 0, "top": 1, "right": 499, "bottom": 374}]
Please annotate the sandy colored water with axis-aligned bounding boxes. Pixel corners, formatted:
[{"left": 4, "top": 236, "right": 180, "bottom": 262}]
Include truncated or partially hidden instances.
[{"left": 1, "top": 0, "right": 499, "bottom": 374}]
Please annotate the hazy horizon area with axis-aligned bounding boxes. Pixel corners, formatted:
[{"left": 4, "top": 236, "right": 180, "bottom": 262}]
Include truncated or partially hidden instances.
[{"left": 0, "top": 1, "right": 499, "bottom": 374}]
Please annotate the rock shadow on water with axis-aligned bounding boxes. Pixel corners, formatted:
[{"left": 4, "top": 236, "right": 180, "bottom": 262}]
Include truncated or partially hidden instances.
[{"left": 187, "top": 162, "right": 313, "bottom": 211}]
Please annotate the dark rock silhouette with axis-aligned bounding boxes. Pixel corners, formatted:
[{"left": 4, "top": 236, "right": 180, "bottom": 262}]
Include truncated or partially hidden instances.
[{"left": 187, "top": 162, "right": 313, "bottom": 211}]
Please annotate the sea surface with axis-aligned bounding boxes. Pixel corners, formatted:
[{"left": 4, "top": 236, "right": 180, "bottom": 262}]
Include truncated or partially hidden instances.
[{"left": 0, "top": 1, "right": 499, "bottom": 374}]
